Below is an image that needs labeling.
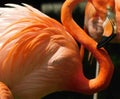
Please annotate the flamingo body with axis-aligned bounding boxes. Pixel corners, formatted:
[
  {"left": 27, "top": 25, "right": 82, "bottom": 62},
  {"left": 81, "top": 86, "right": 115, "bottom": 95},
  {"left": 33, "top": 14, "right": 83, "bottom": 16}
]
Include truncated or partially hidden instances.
[{"left": 0, "top": 4, "right": 82, "bottom": 99}]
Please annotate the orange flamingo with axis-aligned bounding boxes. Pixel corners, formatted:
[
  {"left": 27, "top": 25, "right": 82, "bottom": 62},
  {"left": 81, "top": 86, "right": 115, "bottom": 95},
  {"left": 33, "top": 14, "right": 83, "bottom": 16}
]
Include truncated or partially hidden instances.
[
  {"left": 84, "top": 1, "right": 115, "bottom": 98},
  {"left": 61, "top": 0, "right": 114, "bottom": 94},
  {"left": 0, "top": 1, "right": 114, "bottom": 99},
  {"left": 84, "top": 0, "right": 120, "bottom": 48}
]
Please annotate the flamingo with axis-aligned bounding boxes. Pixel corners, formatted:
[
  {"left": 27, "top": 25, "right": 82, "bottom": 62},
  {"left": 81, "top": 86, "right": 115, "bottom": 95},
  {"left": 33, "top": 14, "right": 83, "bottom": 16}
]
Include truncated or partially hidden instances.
[
  {"left": 84, "top": 1, "right": 118, "bottom": 98},
  {"left": 84, "top": 0, "right": 120, "bottom": 48},
  {"left": 61, "top": 0, "right": 114, "bottom": 95},
  {"left": 0, "top": 0, "right": 114, "bottom": 99}
]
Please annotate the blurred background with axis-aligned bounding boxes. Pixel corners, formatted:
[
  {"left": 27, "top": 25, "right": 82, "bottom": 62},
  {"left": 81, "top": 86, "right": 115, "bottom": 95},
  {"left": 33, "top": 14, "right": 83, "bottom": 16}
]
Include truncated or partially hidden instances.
[{"left": 1, "top": 0, "right": 120, "bottom": 99}]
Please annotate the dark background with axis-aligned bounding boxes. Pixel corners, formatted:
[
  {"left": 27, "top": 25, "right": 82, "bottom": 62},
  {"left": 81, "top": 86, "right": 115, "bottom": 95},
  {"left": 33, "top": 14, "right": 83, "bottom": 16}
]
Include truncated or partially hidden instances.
[{"left": 1, "top": 0, "right": 120, "bottom": 99}]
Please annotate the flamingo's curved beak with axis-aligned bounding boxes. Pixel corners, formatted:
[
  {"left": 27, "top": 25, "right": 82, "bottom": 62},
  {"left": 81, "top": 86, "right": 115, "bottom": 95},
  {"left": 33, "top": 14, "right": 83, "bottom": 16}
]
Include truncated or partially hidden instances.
[{"left": 97, "top": 6, "right": 116, "bottom": 49}]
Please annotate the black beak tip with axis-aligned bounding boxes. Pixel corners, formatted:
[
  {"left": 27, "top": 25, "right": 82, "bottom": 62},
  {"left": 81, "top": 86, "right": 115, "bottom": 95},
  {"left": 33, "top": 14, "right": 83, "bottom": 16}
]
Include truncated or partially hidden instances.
[
  {"left": 97, "top": 33, "right": 116, "bottom": 49},
  {"left": 97, "top": 42, "right": 104, "bottom": 49}
]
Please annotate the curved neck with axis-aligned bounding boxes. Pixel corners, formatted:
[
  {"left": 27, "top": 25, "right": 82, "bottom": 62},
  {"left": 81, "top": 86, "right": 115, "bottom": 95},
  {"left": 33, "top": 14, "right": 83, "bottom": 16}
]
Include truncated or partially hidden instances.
[
  {"left": 90, "top": 0, "right": 115, "bottom": 11},
  {"left": 61, "top": 0, "right": 114, "bottom": 94},
  {"left": 90, "top": 0, "right": 115, "bottom": 20}
]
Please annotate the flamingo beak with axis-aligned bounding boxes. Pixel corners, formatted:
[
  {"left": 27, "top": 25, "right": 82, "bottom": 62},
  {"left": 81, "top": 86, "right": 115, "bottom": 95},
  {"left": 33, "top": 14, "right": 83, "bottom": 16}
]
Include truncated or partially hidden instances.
[
  {"left": 97, "top": 33, "right": 116, "bottom": 49},
  {"left": 97, "top": 6, "right": 116, "bottom": 49},
  {"left": 97, "top": 21, "right": 116, "bottom": 48}
]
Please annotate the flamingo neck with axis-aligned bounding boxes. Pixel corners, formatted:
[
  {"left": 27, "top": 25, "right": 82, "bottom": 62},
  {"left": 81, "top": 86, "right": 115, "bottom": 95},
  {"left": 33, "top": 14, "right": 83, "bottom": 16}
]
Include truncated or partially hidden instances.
[
  {"left": 61, "top": 0, "right": 114, "bottom": 94},
  {"left": 61, "top": 0, "right": 96, "bottom": 48},
  {"left": 90, "top": 0, "right": 115, "bottom": 20}
]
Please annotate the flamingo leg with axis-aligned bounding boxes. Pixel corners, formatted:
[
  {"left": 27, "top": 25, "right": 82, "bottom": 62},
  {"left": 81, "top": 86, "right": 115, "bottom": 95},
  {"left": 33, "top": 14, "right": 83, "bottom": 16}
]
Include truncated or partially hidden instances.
[
  {"left": 93, "top": 61, "right": 99, "bottom": 99},
  {"left": 0, "top": 82, "right": 14, "bottom": 99}
]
